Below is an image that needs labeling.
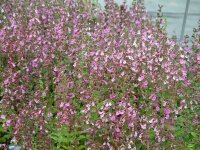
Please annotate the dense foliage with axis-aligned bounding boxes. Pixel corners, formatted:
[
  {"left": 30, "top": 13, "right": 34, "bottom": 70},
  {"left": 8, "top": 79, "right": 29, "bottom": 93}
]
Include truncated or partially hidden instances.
[{"left": 0, "top": 0, "right": 199, "bottom": 149}]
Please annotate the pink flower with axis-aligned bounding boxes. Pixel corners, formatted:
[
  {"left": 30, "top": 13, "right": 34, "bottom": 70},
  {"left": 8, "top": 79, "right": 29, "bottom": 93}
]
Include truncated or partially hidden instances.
[
  {"left": 141, "top": 81, "right": 148, "bottom": 88},
  {"left": 51, "top": 54, "right": 55, "bottom": 59},
  {"left": 183, "top": 80, "right": 191, "bottom": 86},
  {"left": 1, "top": 115, "right": 6, "bottom": 119},
  {"left": 156, "top": 106, "right": 160, "bottom": 111},
  {"left": 116, "top": 110, "right": 125, "bottom": 116},
  {"left": 67, "top": 93, "right": 75, "bottom": 99},
  {"left": 6, "top": 120, "right": 11, "bottom": 126},
  {"left": 115, "top": 128, "right": 121, "bottom": 132},
  {"left": 141, "top": 124, "right": 146, "bottom": 129},
  {"left": 165, "top": 115, "right": 170, "bottom": 119},
  {"left": 181, "top": 100, "right": 186, "bottom": 104},
  {"left": 163, "top": 101, "right": 167, "bottom": 107},
  {"left": 164, "top": 108, "right": 171, "bottom": 115},
  {"left": 149, "top": 93, "right": 157, "bottom": 101},
  {"left": 110, "top": 93, "right": 116, "bottom": 99},
  {"left": 111, "top": 115, "right": 116, "bottom": 121},
  {"left": 197, "top": 54, "right": 200, "bottom": 64},
  {"left": 65, "top": 102, "right": 70, "bottom": 107},
  {"left": 138, "top": 75, "right": 145, "bottom": 81},
  {"left": 180, "top": 59, "right": 186, "bottom": 65},
  {"left": 67, "top": 82, "right": 74, "bottom": 89},
  {"left": 59, "top": 102, "right": 64, "bottom": 108},
  {"left": 193, "top": 119, "right": 198, "bottom": 125},
  {"left": 197, "top": 54, "right": 200, "bottom": 61}
]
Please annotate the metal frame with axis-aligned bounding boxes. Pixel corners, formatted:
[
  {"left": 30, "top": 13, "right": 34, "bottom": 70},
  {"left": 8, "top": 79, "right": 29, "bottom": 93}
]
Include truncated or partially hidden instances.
[{"left": 180, "top": 0, "right": 190, "bottom": 41}]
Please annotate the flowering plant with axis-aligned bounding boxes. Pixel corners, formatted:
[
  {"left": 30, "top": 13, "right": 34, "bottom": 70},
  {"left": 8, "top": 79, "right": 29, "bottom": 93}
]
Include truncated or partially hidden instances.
[{"left": 0, "top": 0, "right": 199, "bottom": 149}]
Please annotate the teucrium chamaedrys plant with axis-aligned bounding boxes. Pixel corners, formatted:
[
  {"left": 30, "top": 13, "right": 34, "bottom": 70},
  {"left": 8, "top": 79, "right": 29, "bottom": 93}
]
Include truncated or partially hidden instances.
[{"left": 0, "top": 0, "right": 199, "bottom": 149}]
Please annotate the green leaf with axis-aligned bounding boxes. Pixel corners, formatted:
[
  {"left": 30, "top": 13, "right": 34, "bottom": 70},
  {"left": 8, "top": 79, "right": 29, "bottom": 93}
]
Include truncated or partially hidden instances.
[
  {"left": 0, "top": 137, "right": 6, "bottom": 143},
  {"left": 78, "top": 145, "right": 87, "bottom": 150},
  {"left": 130, "top": 98, "right": 134, "bottom": 105},
  {"left": 91, "top": 112, "right": 99, "bottom": 122},
  {"left": 191, "top": 132, "right": 198, "bottom": 138},
  {"left": 77, "top": 135, "right": 87, "bottom": 141},
  {"left": 97, "top": 102, "right": 104, "bottom": 110},
  {"left": 187, "top": 144, "right": 195, "bottom": 148},
  {"left": 149, "top": 129, "right": 155, "bottom": 141},
  {"left": 136, "top": 143, "right": 142, "bottom": 150},
  {"left": 3, "top": 134, "right": 11, "bottom": 139}
]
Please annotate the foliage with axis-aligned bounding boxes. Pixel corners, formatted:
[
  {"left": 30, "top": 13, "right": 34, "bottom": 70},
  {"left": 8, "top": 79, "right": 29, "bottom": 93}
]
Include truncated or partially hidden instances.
[
  {"left": 0, "top": 124, "right": 11, "bottom": 145},
  {"left": 49, "top": 126, "right": 88, "bottom": 150}
]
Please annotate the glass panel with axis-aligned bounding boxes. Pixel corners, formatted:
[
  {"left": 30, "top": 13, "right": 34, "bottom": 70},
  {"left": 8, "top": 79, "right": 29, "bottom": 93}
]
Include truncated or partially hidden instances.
[
  {"left": 144, "top": 0, "right": 187, "bottom": 39},
  {"left": 97, "top": 0, "right": 200, "bottom": 40}
]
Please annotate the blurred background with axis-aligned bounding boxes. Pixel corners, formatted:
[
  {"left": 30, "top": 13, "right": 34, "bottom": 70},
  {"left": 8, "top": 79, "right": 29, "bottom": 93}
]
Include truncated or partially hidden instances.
[{"left": 98, "top": 0, "right": 200, "bottom": 41}]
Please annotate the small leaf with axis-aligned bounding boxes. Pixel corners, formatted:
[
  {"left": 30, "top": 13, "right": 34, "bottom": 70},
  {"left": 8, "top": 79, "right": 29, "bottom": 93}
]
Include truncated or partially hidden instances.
[
  {"left": 78, "top": 135, "right": 87, "bottom": 140},
  {"left": 191, "top": 132, "right": 198, "bottom": 138},
  {"left": 187, "top": 144, "right": 195, "bottom": 148},
  {"left": 78, "top": 145, "right": 87, "bottom": 150}
]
